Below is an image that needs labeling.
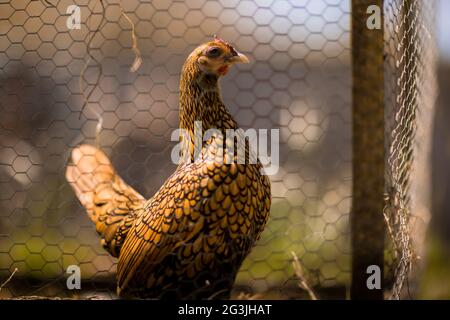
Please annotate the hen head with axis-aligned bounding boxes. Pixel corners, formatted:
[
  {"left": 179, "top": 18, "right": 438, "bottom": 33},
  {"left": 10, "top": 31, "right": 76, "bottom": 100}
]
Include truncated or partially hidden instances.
[{"left": 190, "top": 35, "right": 249, "bottom": 77}]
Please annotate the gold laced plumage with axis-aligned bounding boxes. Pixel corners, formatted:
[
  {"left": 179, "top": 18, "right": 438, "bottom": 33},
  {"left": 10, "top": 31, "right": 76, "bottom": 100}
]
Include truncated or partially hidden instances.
[{"left": 66, "top": 38, "right": 271, "bottom": 299}]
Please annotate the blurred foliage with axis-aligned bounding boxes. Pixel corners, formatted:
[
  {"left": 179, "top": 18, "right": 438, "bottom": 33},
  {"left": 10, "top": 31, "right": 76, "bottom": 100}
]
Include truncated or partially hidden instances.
[{"left": 418, "top": 236, "right": 450, "bottom": 299}]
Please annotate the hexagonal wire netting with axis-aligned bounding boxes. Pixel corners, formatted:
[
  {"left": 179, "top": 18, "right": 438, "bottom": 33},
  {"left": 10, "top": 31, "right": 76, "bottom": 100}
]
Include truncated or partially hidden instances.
[
  {"left": 0, "top": 0, "right": 435, "bottom": 299},
  {"left": 383, "top": 0, "right": 437, "bottom": 299},
  {"left": 0, "top": 0, "right": 351, "bottom": 298}
]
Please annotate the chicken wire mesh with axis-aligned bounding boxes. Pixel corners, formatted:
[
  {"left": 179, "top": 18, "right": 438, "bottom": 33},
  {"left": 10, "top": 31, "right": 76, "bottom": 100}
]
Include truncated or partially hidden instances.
[
  {"left": 0, "top": 0, "right": 436, "bottom": 300},
  {"left": 383, "top": 0, "right": 437, "bottom": 299},
  {"left": 0, "top": 0, "right": 352, "bottom": 299}
]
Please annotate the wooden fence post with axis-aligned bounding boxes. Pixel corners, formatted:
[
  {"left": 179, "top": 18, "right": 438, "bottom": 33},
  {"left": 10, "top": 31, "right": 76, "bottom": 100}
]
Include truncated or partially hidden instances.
[{"left": 351, "top": 0, "right": 385, "bottom": 300}]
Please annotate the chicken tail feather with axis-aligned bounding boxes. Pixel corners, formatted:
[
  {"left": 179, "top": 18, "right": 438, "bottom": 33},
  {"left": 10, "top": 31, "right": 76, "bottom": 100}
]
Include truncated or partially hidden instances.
[{"left": 66, "top": 144, "right": 145, "bottom": 257}]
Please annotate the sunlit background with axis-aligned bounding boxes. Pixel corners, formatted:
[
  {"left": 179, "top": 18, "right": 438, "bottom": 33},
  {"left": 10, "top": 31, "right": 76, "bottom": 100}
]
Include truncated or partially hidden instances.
[
  {"left": 424, "top": 0, "right": 450, "bottom": 299},
  {"left": 0, "top": 0, "right": 352, "bottom": 299},
  {"left": 0, "top": 0, "right": 448, "bottom": 299}
]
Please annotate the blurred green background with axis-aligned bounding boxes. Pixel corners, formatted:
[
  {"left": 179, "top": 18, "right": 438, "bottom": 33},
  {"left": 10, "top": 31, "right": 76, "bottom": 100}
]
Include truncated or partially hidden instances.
[{"left": 0, "top": 0, "right": 449, "bottom": 300}]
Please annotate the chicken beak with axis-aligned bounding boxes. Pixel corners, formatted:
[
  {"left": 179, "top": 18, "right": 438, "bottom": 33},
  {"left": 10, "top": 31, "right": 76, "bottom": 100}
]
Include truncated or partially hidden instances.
[
  {"left": 228, "top": 52, "right": 250, "bottom": 64},
  {"left": 236, "top": 52, "right": 250, "bottom": 63}
]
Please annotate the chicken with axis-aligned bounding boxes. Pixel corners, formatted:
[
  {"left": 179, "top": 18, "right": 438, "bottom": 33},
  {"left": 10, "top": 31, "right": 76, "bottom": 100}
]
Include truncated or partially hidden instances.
[{"left": 65, "top": 36, "right": 271, "bottom": 299}]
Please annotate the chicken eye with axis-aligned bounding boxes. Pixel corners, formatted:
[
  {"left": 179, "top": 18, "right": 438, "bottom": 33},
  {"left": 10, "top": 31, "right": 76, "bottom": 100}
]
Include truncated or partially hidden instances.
[{"left": 207, "top": 47, "right": 221, "bottom": 58}]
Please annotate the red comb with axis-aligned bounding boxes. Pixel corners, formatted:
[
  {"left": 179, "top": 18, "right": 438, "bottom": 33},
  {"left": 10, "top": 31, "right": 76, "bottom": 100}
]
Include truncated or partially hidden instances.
[
  {"left": 214, "top": 34, "right": 228, "bottom": 45},
  {"left": 213, "top": 35, "right": 237, "bottom": 55}
]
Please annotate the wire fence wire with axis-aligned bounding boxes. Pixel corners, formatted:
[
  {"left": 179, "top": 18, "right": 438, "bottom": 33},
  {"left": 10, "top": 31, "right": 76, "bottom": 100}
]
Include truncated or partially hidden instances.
[
  {"left": 0, "top": 0, "right": 437, "bottom": 300},
  {"left": 384, "top": 0, "right": 437, "bottom": 299},
  {"left": 0, "top": 0, "right": 352, "bottom": 299}
]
